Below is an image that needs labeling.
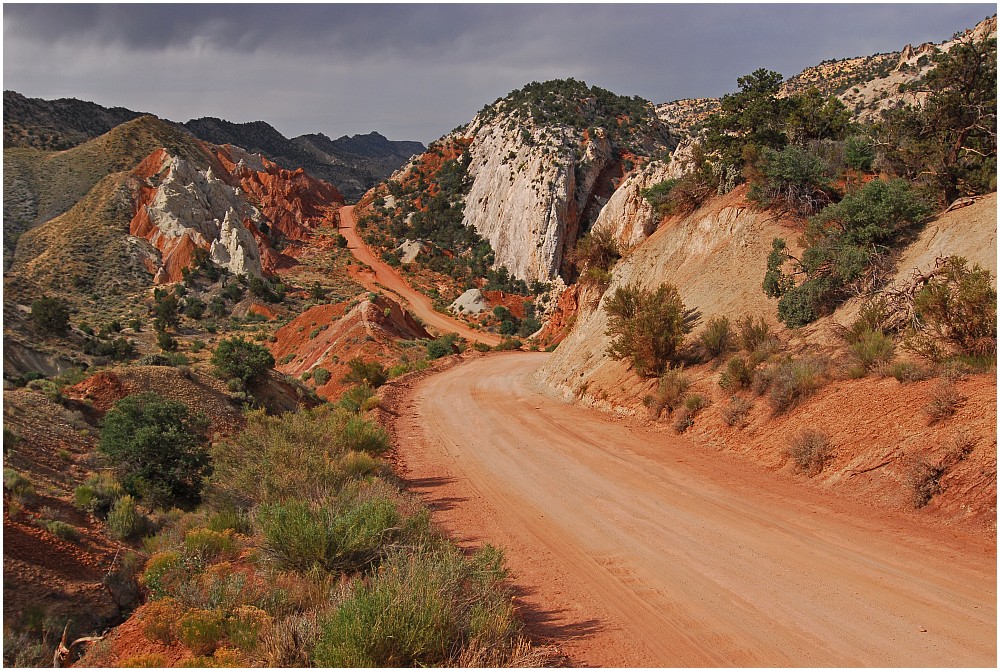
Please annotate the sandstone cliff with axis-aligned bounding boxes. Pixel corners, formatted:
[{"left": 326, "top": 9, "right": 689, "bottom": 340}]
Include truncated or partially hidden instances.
[
  {"left": 362, "top": 80, "right": 675, "bottom": 288},
  {"left": 536, "top": 186, "right": 795, "bottom": 408}
]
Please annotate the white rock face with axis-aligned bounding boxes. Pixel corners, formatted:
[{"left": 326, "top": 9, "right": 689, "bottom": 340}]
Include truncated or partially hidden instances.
[
  {"left": 395, "top": 239, "right": 425, "bottom": 264},
  {"left": 143, "top": 155, "right": 265, "bottom": 278},
  {"left": 460, "top": 114, "right": 672, "bottom": 284},
  {"left": 449, "top": 288, "right": 488, "bottom": 315},
  {"left": 462, "top": 122, "right": 579, "bottom": 283},
  {"left": 590, "top": 139, "right": 697, "bottom": 251},
  {"left": 211, "top": 210, "right": 263, "bottom": 278}
]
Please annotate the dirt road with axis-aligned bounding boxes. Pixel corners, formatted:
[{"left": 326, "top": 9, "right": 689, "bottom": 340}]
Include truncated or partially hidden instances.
[
  {"left": 338, "top": 205, "right": 500, "bottom": 346},
  {"left": 394, "top": 352, "right": 997, "bottom": 667}
]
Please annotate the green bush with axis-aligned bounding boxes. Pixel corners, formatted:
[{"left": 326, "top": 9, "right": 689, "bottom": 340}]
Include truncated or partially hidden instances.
[
  {"left": 340, "top": 416, "right": 391, "bottom": 455},
  {"left": 4, "top": 468, "right": 34, "bottom": 497},
  {"left": 605, "top": 282, "right": 700, "bottom": 377},
  {"left": 100, "top": 393, "right": 210, "bottom": 507},
  {"left": 107, "top": 494, "right": 147, "bottom": 540},
  {"left": 338, "top": 384, "right": 377, "bottom": 413},
  {"left": 426, "top": 335, "right": 458, "bottom": 360},
  {"left": 340, "top": 358, "right": 387, "bottom": 388},
  {"left": 749, "top": 145, "right": 831, "bottom": 214},
  {"left": 768, "top": 179, "right": 930, "bottom": 327},
  {"left": 30, "top": 296, "right": 70, "bottom": 335},
  {"left": 184, "top": 528, "right": 238, "bottom": 563},
  {"left": 910, "top": 257, "right": 997, "bottom": 360},
  {"left": 698, "top": 316, "right": 733, "bottom": 359},
  {"left": 256, "top": 485, "right": 425, "bottom": 573},
  {"left": 73, "top": 472, "right": 123, "bottom": 517},
  {"left": 312, "top": 367, "right": 331, "bottom": 386},
  {"left": 45, "top": 520, "right": 81, "bottom": 542},
  {"left": 211, "top": 337, "right": 274, "bottom": 386},
  {"left": 849, "top": 329, "right": 896, "bottom": 372},
  {"left": 719, "top": 355, "right": 756, "bottom": 391},
  {"left": 313, "top": 545, "right": 522, "bottom": 667}
]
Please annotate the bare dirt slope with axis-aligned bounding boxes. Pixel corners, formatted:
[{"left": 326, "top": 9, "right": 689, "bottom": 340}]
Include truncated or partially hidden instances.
[
  {"left": 339, "top": 205, "right": 500, "bottom": 346},
  {"left": 392, "top": 352, "right": 996, "bottom": 667}
]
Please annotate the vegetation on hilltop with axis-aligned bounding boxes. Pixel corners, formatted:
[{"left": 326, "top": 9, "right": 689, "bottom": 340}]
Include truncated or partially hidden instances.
[{"left": 476, "top": 78, "right": 670, "bottom": 155}]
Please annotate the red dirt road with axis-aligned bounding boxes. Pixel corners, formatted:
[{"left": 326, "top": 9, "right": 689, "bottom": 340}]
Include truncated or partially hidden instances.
[
  {"left": 339, "top": 205, "right": 500, "bottom": 346},
  {"left": 394, "top": 352, "right": 997, "bottom": 667}
]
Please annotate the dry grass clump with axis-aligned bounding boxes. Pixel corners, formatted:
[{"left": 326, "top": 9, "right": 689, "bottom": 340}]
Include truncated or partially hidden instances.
[
  {"left": 721, "top": 396, "right": 753, "bottom": 427},
  {"left": 786, "top": 429, "right": 833, "bottom": 476},
  {"left": 643, "top": 367, "right": 689, "bottom": 419},
  {"left": 923, "top": 380, "right": 965, "bottom": 424}
]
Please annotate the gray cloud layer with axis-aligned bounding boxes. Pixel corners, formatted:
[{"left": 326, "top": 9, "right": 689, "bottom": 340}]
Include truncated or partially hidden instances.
[{"left": 4, "top": 4, "right": 994, "bottom": 142}]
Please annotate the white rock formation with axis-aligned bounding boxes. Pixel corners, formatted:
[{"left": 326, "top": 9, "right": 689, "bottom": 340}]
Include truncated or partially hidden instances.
[
  {"left": 210, "top": 210, "right": 263, "bottom": 278},
  {"left": 449, "top": 288, "right": 488, "bottom": 315},
  {"left": 143, "top": 155, "right": 265, "bottom": 278}
]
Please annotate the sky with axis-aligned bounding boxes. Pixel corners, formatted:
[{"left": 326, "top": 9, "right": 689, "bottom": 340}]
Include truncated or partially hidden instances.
[{"left": 3, "top": 3, "right": 994, "bottom": 144}]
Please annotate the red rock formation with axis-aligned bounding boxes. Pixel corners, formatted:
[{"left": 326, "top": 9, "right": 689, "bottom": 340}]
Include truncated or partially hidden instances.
[
  {"left": 214, "top": 145, "right": 344, "bottom": 241},
  {"left": 125, "top": 143, "right": 345, "bottom": 284},
  {"left": 536, "top": 284, "right": 579, "bottom": 345}
]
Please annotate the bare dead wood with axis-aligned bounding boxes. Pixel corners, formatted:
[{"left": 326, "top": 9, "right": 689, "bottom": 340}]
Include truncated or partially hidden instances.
[
  {"left": 848, "top": 452, "right": 901, "bottom": 477},
  {"left": 53, "top": 621, "right": 107, "bottom": 667}
]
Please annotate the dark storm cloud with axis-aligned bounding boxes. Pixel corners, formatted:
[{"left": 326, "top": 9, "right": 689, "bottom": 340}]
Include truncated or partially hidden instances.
[{"left": 3, "top": 4, "right": 994, "bottom": 142}]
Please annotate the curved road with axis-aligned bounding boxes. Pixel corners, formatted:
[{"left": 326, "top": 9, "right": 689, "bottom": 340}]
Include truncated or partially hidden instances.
[
  {"left": 339, "top": 205, "right": 500, "bottom": 346},
  {"left": 395, "top": 352, "right": 996, "bottom": 667}
]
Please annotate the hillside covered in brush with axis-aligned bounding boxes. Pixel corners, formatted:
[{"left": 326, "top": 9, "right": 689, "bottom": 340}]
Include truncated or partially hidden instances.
[
  {"left": 3, "top": 91, "right": 425, "bottom": 201},
  {"left": 353, "top": 78, "right": 675, "bottom": 332}
]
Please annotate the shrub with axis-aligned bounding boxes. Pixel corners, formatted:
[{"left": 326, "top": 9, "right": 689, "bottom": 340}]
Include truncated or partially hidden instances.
[
  {"left": 340, "top": 358, "right": 387, "bottom": 388},
  {"left": 493, "top": 338, "right": 523, "bottom": 351},
  {"left": 673, "top": 408, "right": 694, "bottom": 433},
  {"left": 313, "top": 544, "right": 522, "bottom": 667},
  {"left": 256, "top": 486, "right": 425, "bottom": 574},
  {"left": 119, "top": 654, "right": 169, "bottom": 668},
  {"left": 719, "top": 355, "right": 755, "bottom": 390},
  {"left": 30, "top": 296, "right": 70, "bottom": 335},
  {"left": 157, "top": 331, "right": 178, "bottom": 352},
  {"left": 426, "top": 335, "right": 458, "bottom": 359},
  {"left": 177, "top": 608, "right": 228, "bottom": 656},
  {"left": 573, "top": 228, "right": 621, "bottom": 274},
  {"left": 142, "top": 597, "right": 184, "bottom": 644},
  {"left": 721, "top": 396, "right": 753, "bottom": 427},
  {"left": 211, "top": 337, "right": 274, "bottom": 387},
  {"left": 340, "top": 416, "right": 391, "bottom": 455},
  {"left": 184, "top": 528, "right": 238, "bottom": 563},
  {"left": 100, "top": 393, "right": 210, "bottom": 507},
  {"left": 605, "top": 283, "right": 700, "bottom": 377},
  {"left": 74, "top": 472, "right": 124, "bottom": 517},
  {"left": 312, "top": 367, "right": 331, "bottom": 386},
  {"left": 643, "top": 367, "right": 689, "bottom": 419},
  {"left": 768, "top": 355, "right": 827, "bottom": 413},
  {"left": 770, "top": 179, "right": 930, "bottom": 327},
  {"left": 45, "top": 520, "right": 81, "bottom": 542},
  {"left": 749, "top": 145, "right": 832, "bottom": 214},
  {"left": 4, "top": 468, "right": 34, "bottom": 498},
  {"left": 206, "top": 508, "right": 252, "bottom": 536},
  {"left": 338, "top": 384, "right": 376, "bottom": 413},
  {"left": 734, "top": 315, "right": 777, "bottom": 355},
  {"left": 924, "top": 381, "right": 965, "bottom": 424},
  {"left": 885, "top": 361, "right": 931, "bottom": 383},
  {"left": 142, "top": 551, "right": 185, "bottom": 599},
  {"left": 786, "top": 429, "right": 833, "bottom": 476},
  {"left": 844, "top": 135, "right": 875, "bottom": 171},
  {"left": 849, "top": 329, "right": 895, "bottom": 372},
  {"left": 907, "top": 458, "right": 945, "bottom": 508},
  {"left": 910, "top": 257, "right": 997, "bottom": 360},
  {"left": 698, "top": 316, "right": 733, "bottom": 359},
  {"left": 107, "top": 495, "right": 147, "bottom": 540}
]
